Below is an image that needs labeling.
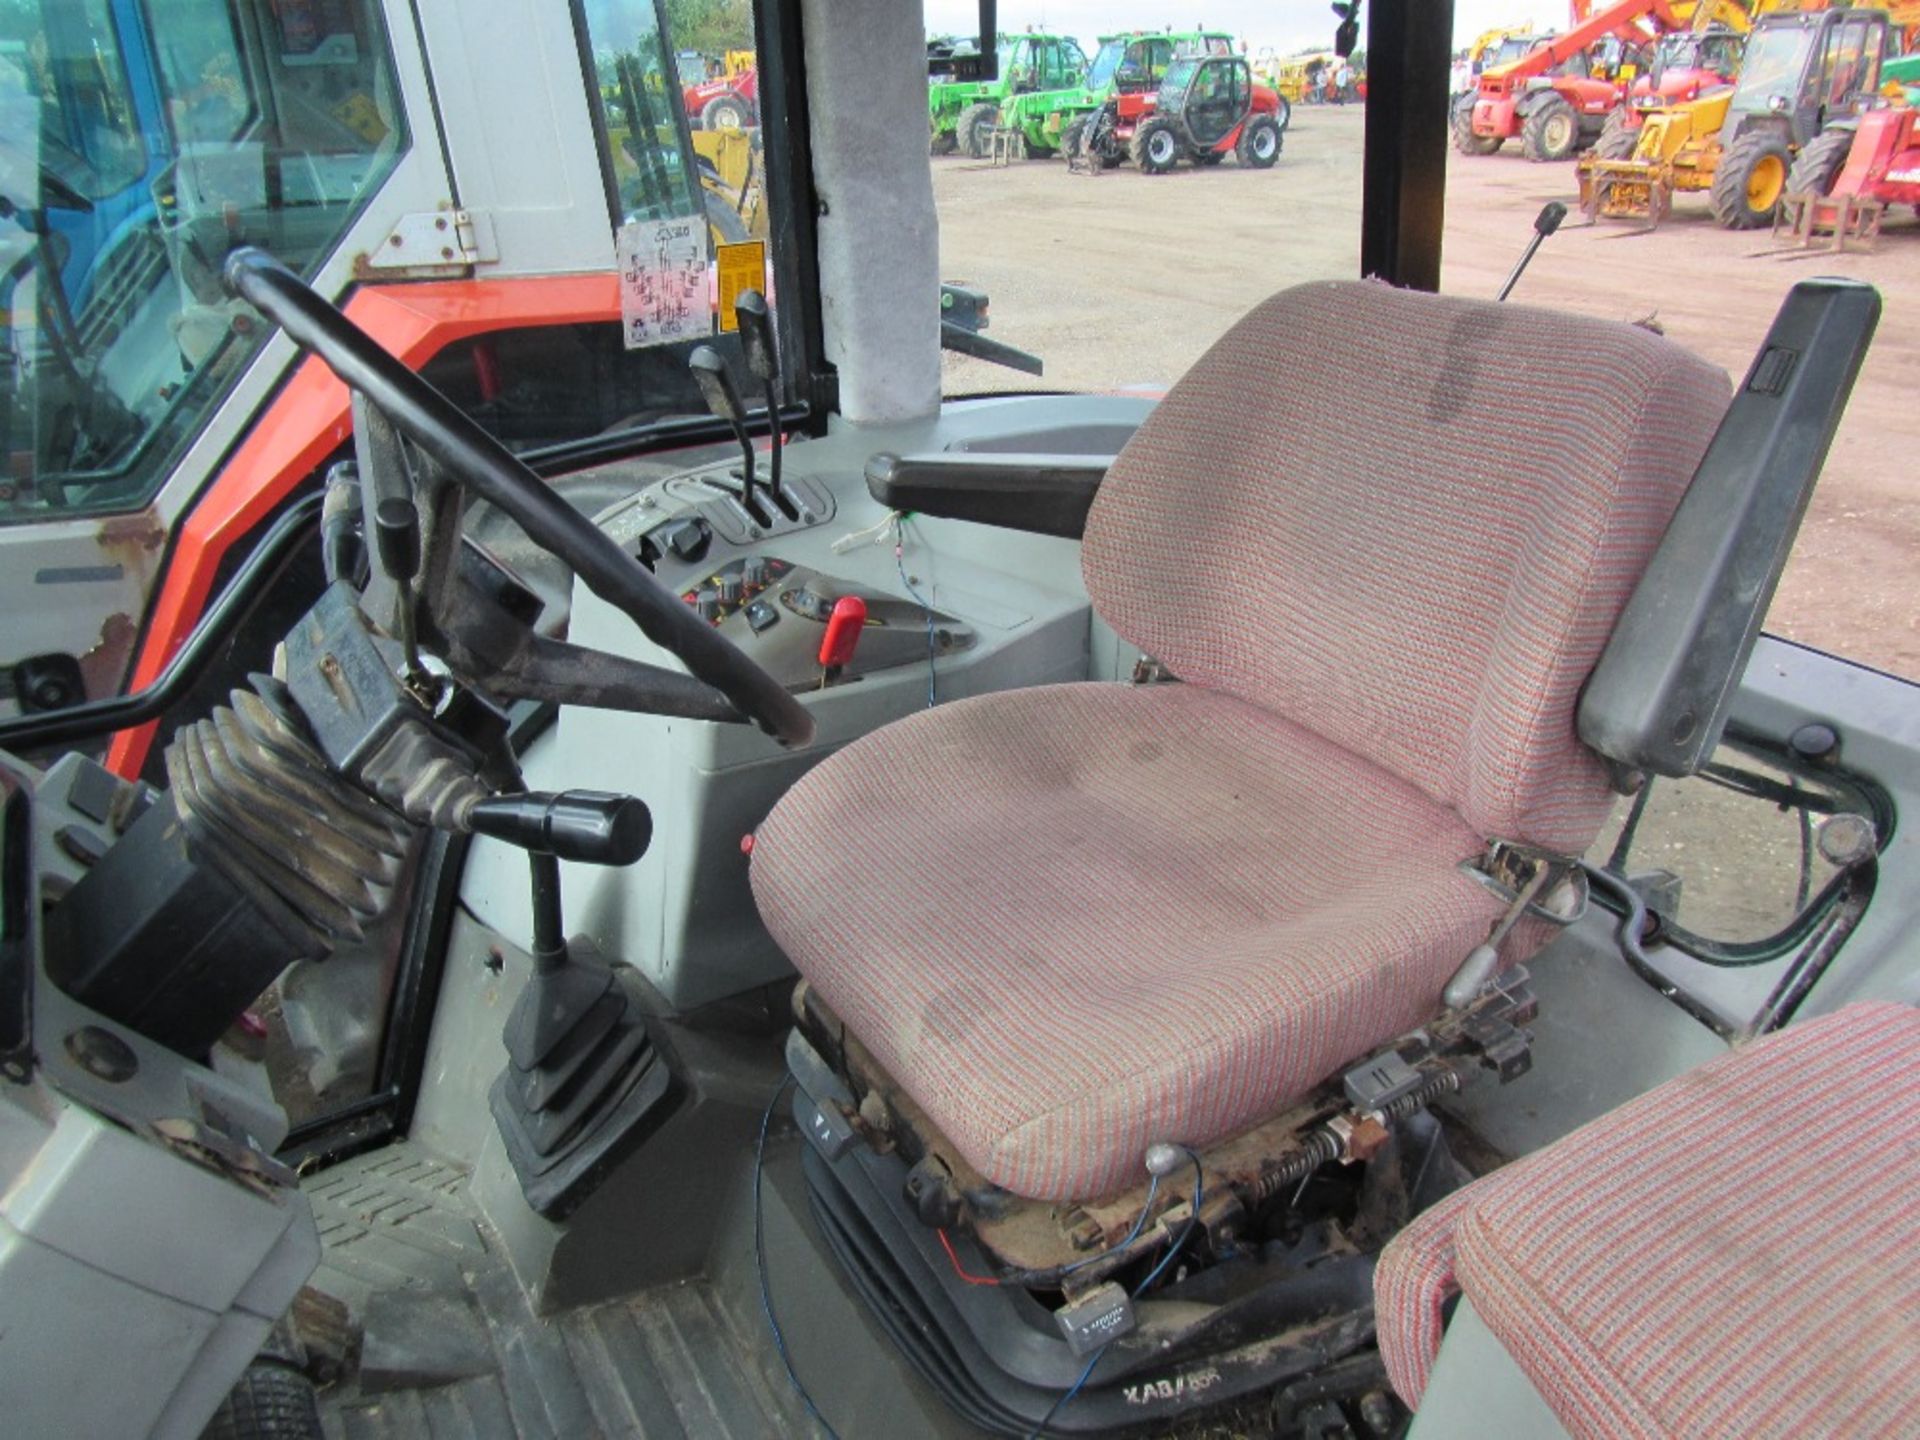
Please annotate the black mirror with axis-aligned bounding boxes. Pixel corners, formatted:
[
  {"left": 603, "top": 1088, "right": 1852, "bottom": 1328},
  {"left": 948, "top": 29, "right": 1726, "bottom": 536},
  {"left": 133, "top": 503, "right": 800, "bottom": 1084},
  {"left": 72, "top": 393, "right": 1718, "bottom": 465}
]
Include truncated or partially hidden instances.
[{"left": 1332, "top": 1, "right": 1362, "bottom": 59}]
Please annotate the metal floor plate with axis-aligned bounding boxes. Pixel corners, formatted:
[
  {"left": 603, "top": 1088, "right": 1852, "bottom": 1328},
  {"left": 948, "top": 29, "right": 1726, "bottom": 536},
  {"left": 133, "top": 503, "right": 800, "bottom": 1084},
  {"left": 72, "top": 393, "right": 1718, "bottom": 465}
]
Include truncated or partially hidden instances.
[{"left": 308, "top": 1142, "right": 819, "bottom": 1440}]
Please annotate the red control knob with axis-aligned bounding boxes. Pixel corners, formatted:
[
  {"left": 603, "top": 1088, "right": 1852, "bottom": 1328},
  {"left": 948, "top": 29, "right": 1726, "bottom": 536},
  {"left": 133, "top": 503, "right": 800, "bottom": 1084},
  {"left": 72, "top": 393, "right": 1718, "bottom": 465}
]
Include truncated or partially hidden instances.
[{"left": 817, "top": 595, "right": 868, "bottom": 669}]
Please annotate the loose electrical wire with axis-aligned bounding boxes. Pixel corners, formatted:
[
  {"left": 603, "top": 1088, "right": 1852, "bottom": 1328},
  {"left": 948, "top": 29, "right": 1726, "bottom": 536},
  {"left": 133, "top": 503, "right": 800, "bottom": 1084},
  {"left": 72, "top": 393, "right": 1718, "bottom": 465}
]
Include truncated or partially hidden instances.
[
  {"left": 755, "top": 1076, "right": 844, "bottom": 1439},
  {"left": 1027, "top": 1152, "right": 1206, "bottom": 1439},
  {"left": 937, "top": 1172, "right": 1163, "bottom": 1288},
  {"left": 892, "top": 514, "right": 939, "bottom": 708}
]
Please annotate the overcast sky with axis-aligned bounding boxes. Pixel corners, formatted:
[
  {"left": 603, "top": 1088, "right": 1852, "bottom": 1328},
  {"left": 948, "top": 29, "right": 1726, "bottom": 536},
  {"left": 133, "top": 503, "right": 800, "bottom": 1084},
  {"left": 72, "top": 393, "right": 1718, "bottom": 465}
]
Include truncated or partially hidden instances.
[{"left": 921, "top": 2, "right": 1562, "bottom": 56}]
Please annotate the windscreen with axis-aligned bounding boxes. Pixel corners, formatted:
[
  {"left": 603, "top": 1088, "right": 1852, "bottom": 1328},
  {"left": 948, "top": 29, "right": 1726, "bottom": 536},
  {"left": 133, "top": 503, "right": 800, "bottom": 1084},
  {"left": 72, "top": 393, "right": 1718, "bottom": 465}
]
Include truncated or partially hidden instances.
[
  {"left": 1729, "top": 24, "right": 1813, "bottom": 115},
  {"left": 0, "top": 0, "right": 407, "bottom": 521}
]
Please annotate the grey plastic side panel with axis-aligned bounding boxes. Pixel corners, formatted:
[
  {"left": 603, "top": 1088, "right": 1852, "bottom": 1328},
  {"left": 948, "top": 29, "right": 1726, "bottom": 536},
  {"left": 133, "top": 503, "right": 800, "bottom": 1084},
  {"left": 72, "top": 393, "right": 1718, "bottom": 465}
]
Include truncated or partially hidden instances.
[
  {"left": 1579, "top": 279, "right": 1880, "bottom": 778},
  {"left": 1409, "top": 1294, "right": 1573, "bottom": 1440},
  {"left": 0, "top": 1092, "right": 318, "bottom": 1440}
]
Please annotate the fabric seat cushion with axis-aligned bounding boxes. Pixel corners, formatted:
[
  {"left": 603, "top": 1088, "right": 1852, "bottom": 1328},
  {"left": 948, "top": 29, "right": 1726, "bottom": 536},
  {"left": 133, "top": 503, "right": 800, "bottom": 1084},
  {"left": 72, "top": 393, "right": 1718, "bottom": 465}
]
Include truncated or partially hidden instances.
[
  {"left": 1375, "top": 1001, "right": 1920, "bottom": 1439},
  {"left": 1082, "top": 280, "right": 1732, "bottom": 854},
  {"left": 752, "top": 682, "right": 1505, "bottom": 1200}
]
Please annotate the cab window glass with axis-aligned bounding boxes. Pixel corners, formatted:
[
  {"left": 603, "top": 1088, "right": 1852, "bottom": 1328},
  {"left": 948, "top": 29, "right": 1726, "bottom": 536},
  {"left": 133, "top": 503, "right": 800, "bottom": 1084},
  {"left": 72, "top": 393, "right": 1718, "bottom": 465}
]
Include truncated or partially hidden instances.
[
  {"left": 1440, "top": 10, "right": 1917, "bottom": 683},
  {"left": 147, "top": 0, "right": 252, "bottom": 146},
  {"left": 13, "top": 0, "right": 146, "bottom": 199},
  {"left": 0, "top": 0, "right": 407, "bottom": 522},
  {"left": 930, "top": 8, "right": 1355, "bottom": 408},
  {"left": 578, "top": 0, "right": 771, "bottom": 256}
]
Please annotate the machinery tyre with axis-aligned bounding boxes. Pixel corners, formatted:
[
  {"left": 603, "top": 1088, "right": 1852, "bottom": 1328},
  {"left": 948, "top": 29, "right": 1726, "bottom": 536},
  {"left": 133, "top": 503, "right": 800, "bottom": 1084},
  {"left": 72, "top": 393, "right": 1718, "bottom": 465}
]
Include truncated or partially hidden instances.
[
  {"left": 701, "top": 94, "right": 751, "bottom": 133},
  {"left": 958, "top": 102, "right": 998, "bottom": 158},
  {"left": 1274, "top": 95, "right": 1292, "bottom": 133},
  {"left": 1061, "top": 117, "right": 1088, "bottom": 163},
  {"left": 1594, "top": 107, "right": 1635, "bottom": 157},
  {"left": 200, "top": 1364, "right": 323, "bottom": 1440},
  {"left": 1453, "top": 96, "right": 1501, "bottom": 156},
  {"left": 1521, "top": 96, "right": 1580, "bottom": 162},
  {"left": 1131, "top": 116, "right": 1184, "bottom": 174},
  {"left": 930, "top": 130, "right": 958, "bottom": 157},
  {"left": 1710, "top": 131, "right": 1792, "bottom": 228},
  {"left": 1237, "top": 114, "right": 1283, "bottom": 168},
  {"left": 703, "top": 187, "right": 750, "bottom": 245},
  {"left": 1786, "top": 127, "right": 1855, "bottom": 198}
]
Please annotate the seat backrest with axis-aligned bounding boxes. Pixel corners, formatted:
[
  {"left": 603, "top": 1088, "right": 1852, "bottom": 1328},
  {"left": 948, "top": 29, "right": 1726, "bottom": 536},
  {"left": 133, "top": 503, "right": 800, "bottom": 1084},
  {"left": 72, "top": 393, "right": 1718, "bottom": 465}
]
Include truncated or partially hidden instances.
[{"left": 1081, "top": 280, "right": 1730, "bottom": 853}]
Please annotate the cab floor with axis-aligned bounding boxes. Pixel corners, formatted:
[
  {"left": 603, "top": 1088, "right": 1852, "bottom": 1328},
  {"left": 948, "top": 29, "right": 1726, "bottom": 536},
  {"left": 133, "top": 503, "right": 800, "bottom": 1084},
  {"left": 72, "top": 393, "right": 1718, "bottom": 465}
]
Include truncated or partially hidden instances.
[{"left": 306, "top": 1141, "right": 820, "bottom": 1440}]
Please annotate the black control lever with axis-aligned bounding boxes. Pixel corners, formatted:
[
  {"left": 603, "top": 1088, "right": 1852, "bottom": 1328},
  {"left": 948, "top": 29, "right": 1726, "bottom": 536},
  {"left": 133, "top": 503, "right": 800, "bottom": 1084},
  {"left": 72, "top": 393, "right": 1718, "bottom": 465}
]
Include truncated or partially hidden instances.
[
  {"left": 364, "top": 423, "right": 429, "bottom": 683},
  {"left": 689, "top": 345, "right": 764, "bottom": 516},
  {"left": 735, "top": 289, "right": 786, "bottom": 501},
  {"left": 1496, "top": 202, "right": 1566, "bottom": 303},
  {"left": 465, "top": 789, "right": 653, "bottom": 866}
]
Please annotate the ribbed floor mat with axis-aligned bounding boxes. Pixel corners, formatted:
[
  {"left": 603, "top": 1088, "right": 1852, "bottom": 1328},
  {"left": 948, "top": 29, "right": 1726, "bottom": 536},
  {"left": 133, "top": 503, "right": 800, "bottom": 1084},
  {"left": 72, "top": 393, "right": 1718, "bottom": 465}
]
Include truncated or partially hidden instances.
[{"left": 309, "top": 1142, "right": 819, "bottom": 1440}]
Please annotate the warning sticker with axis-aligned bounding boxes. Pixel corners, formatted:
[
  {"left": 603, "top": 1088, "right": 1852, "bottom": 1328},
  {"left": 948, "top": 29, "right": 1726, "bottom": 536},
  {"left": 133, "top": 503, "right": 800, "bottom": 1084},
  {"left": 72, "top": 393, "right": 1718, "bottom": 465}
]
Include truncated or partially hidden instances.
[
  {"left": 714, "top": 240, "right": 768, "bottom": 333},
  {"left": 617, "top": 216, "right": 707, "bottom": 348}
]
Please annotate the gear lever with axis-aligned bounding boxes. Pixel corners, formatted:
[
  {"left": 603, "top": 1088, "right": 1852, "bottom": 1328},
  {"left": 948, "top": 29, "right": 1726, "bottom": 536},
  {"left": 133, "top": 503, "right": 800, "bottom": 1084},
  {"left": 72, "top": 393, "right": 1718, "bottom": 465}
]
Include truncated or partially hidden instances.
[
  {"left": 689, "top": 345, "right": 770, "bottom": 524},
  {"left": 734, "top": 289, "right": 785, "bottom": 502}
]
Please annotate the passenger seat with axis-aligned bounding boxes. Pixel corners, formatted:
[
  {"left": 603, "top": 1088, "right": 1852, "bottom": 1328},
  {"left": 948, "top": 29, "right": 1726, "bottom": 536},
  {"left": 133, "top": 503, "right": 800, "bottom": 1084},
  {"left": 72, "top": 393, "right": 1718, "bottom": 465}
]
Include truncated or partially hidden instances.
[{"left": 1373, "top": 1001, "right": 1919, "bottom": 1438}]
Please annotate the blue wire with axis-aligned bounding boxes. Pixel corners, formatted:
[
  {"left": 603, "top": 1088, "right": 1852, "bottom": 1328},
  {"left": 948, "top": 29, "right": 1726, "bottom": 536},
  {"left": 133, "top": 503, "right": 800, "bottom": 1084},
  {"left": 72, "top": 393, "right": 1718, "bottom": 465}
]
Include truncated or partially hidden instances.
[
  {"left": 1026, "top": 1348, "right": 1104, "bottom": 1440},
  {"left": 1028, "top": 1154, "right": 1207, "bottom": 1439},
  {"left": 1060, "top": 1171, "right": 1160, "bottom": 1274},
  {"left": 893, "top": 517, "right": 938, "bottom": 707},
  {"left": 1132, "top": 1155, "right": 1204, "bottom": 1296},
  {"left": 755, "top": 1076, "right": 844, "bottom": 1440}
]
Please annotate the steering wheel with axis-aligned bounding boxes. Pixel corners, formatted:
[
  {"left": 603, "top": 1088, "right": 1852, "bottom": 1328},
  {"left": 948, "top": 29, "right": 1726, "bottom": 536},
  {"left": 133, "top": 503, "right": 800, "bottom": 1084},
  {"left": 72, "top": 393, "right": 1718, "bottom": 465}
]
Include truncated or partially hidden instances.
[{"left": 221, "top": 248, "right": 814, "bottom": 748}]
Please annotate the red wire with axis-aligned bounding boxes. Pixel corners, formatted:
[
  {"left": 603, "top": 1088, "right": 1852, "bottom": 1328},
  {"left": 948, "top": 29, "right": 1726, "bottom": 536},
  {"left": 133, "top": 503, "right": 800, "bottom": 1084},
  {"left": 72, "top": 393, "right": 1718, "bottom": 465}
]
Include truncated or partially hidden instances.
[{"left": 937, "top": 1228, "right": 1004, "bottom": 1286}]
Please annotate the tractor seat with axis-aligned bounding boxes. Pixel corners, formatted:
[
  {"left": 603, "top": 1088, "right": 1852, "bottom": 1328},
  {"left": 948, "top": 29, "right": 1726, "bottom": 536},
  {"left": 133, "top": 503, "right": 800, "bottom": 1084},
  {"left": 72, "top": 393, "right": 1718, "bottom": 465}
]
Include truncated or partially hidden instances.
[{"left": 750, "top": 280, "right": 1731, "bottom": 1202}]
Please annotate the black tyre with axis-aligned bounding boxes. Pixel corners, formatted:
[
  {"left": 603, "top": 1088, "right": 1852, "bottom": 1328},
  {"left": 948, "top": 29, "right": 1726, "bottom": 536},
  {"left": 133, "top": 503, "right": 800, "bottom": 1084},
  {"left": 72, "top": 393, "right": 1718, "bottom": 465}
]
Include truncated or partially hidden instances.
[
  {"left": 930, "top": 129, "right": 958, "bottom": 157},
  {"left": 200, "top": 1364, "right": 323, "bottom": 1440},
  {"left": 958, "top": 102, "right": 998, "bottom": 158},
  {"left": 703, "top": 186, "right": 749, "bottom": 245},
  {"left": 1786, "top": 127, "right": 1855, "bottom": 198},
  {"left": 1710, "top": 131, "right": 1792, "bottom": 228},
  {"left": 701, "top": 93, "right": 751, "bottom": 132},
  {"left": 1453, "top": 96, "right": 1501, "bottom": 156},
  {"left": 1237, "top": 114, "right": 1283, "bottom": 168},
  {"left": 1521, "top": 95, "right": 1580, "bottom": 162},
  {"left": 1131, "top": 116, "right": 1184, "bottom": 174},
  {"left": 1274, "top": 95, "right": 1293, "bottom": 133},
  {"left": 1061, "top": 117, "right": 1088, "bottom": 162},
  {"left": 1593, "top": 116, "right": 1639, "bottom": 162}
]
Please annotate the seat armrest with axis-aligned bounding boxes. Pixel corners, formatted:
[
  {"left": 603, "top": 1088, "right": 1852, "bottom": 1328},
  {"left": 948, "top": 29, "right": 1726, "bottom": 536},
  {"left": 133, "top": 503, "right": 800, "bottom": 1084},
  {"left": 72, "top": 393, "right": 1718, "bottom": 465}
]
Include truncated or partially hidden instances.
[
  {"left": 1579, "top": 278, "right": 1880, "bottom": 781},
  {"left": 864, "top": 452, "right": 1110, "bottom": 538}
]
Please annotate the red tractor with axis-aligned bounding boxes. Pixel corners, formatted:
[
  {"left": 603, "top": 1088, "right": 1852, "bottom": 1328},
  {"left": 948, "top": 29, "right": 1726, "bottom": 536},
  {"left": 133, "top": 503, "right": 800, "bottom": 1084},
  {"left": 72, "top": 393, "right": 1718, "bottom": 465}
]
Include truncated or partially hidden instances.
[
  {"left": 1776, "top": 102, "right": 1920, "bottom": 247},
  {"left": 1603, "top": 22, "right": 1748, "bottom": 144},
  {"left": 1455, "top": 0, "right": 1695, "bottom": 161},
  {"left": 1070, "top": 54, "right": 1286, "bottom": 173},
  {"left": 685, "top": 67, "right": 757, "bottom": 130}
]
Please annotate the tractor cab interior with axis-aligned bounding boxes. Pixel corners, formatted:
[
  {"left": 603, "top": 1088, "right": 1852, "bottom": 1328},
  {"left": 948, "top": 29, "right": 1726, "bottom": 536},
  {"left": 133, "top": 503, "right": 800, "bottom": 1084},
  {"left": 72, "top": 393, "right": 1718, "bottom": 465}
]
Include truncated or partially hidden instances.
[{"left": 0, "top": 3, "right": 1915, "bottom": 1439}]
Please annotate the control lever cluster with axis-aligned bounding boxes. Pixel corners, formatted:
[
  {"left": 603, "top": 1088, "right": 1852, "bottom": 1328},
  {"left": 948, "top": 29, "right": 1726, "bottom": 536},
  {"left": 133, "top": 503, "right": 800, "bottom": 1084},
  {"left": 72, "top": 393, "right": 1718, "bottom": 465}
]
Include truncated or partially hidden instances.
[{"left": 688, "top": 288, "right": 799, "bottom": 530}]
